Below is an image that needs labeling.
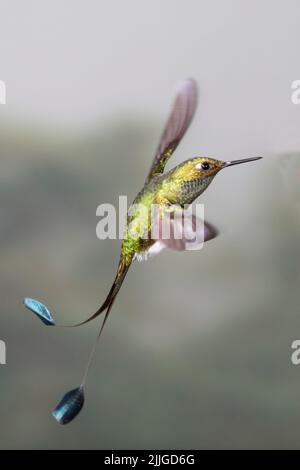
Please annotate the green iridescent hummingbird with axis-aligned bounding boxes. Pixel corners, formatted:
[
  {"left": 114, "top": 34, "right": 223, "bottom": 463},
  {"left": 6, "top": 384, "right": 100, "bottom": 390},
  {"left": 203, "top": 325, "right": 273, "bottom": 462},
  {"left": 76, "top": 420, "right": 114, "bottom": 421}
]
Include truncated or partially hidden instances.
[
  {"left": 84, "top": 79, "right": 261, "bottom": 328},
  {"left": 24, "top": 79, "right": 262, "bottom": 424}
]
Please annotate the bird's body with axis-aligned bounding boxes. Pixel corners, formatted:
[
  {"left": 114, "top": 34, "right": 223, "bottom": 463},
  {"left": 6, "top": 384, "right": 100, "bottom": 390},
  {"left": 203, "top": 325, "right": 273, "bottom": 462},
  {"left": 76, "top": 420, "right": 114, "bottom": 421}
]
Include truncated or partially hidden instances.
[
  {"left": 121, "top": 157, "right": 221, "bottom": 266},
  {"left": 88, "top": 72, "right": 261, "bottom": 324},
  {"left": 24, "top": 78, "right": 262, "bottom": 424}
]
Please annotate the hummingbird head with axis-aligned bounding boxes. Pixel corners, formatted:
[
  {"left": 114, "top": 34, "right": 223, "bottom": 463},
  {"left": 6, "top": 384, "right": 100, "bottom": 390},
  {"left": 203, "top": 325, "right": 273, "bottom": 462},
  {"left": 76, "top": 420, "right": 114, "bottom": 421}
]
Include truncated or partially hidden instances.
[
  {"left": 175, "top": 156, "right": 262, "bottom": 182},
  {"left": 169, "top": 156, "right": 262, "bottom": 203}
]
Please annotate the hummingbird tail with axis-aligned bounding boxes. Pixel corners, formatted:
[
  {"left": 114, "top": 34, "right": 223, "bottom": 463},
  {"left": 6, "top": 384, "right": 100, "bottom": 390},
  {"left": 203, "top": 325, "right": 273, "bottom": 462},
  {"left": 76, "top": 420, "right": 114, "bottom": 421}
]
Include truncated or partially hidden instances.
[
  {"left": 79, "top": 289, "right": 118, "bottom": 387},
  {"left": 23, "top": 258, "right": 130, "bottom": 328},
  {"left": 74, "top": 258, "right": 130, "bottom": 327},
  {"left": 52, "top": 259, "right": 131, "bottom": 424}
]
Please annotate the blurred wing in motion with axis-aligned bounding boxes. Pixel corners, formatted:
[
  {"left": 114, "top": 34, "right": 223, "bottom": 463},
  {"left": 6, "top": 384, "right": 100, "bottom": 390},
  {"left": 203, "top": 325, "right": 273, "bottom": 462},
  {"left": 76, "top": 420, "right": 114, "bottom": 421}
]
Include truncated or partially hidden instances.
[
  {"left": 152, "top": 208, "right": 219, "bottom": 251},
  {"left": 146, "top": 78, "right": 198, "bottom": 183}
]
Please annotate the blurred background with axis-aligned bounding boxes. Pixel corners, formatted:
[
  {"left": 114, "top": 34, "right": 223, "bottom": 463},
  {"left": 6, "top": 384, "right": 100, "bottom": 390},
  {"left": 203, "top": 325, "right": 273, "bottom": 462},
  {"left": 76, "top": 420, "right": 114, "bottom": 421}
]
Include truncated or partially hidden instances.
[{"left": 1, "top": 0, "right": 300, "bottom": 449}]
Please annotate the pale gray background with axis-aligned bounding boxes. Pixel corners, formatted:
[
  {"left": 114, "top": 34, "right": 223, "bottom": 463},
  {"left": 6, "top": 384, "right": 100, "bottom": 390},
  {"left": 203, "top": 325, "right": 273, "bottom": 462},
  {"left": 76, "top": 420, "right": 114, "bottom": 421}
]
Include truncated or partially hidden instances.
[{"left": 1, "top": 0, "right": 300, "bottom": 449}]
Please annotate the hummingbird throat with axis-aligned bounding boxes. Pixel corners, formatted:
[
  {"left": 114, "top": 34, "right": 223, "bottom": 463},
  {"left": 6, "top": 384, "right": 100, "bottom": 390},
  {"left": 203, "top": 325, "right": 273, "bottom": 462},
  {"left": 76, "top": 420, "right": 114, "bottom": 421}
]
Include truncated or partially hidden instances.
[{"left": 180, "top": 175, "right": 215, "bottom": 205}]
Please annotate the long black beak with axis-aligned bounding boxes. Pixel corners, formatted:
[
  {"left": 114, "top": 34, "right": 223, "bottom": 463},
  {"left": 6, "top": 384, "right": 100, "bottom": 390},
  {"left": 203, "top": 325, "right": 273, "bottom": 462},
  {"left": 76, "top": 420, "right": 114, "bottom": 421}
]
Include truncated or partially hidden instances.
[{"left": 225, "top": 156, "right": 262, "bottom": 167}]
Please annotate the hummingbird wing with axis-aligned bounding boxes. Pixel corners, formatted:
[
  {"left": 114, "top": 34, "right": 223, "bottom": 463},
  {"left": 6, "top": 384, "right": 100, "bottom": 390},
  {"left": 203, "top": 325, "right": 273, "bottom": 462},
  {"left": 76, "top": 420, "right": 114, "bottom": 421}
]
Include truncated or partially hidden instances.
[
  {"left": 152, "top": 209, "right": 218, "bottom": 251},
  {"left": 146, "top": 79, "right": 198, "bottom": 183}
]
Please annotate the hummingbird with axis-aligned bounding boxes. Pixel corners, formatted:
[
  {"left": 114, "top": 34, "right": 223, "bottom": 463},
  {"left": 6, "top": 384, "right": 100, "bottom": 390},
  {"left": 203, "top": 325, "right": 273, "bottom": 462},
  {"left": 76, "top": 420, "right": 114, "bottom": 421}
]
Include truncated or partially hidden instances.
[{"left": 23, "top": 79, "right": 262, "bottom": 424}]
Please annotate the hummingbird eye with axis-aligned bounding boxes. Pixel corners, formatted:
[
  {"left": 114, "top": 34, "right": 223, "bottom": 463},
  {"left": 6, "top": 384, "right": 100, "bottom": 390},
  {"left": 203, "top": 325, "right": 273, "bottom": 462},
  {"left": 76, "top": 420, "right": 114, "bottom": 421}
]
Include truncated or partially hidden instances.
[{"left": 200, "top": 161, "right": 210, "bottom": 170}]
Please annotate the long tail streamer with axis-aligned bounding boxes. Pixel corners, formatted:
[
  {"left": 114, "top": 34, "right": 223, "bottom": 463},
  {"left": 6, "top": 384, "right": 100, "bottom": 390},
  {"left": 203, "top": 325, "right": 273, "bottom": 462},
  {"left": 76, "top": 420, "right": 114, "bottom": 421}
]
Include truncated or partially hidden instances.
[{"left": 23, "top": 260, "right": 130, "bottom": 424}]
